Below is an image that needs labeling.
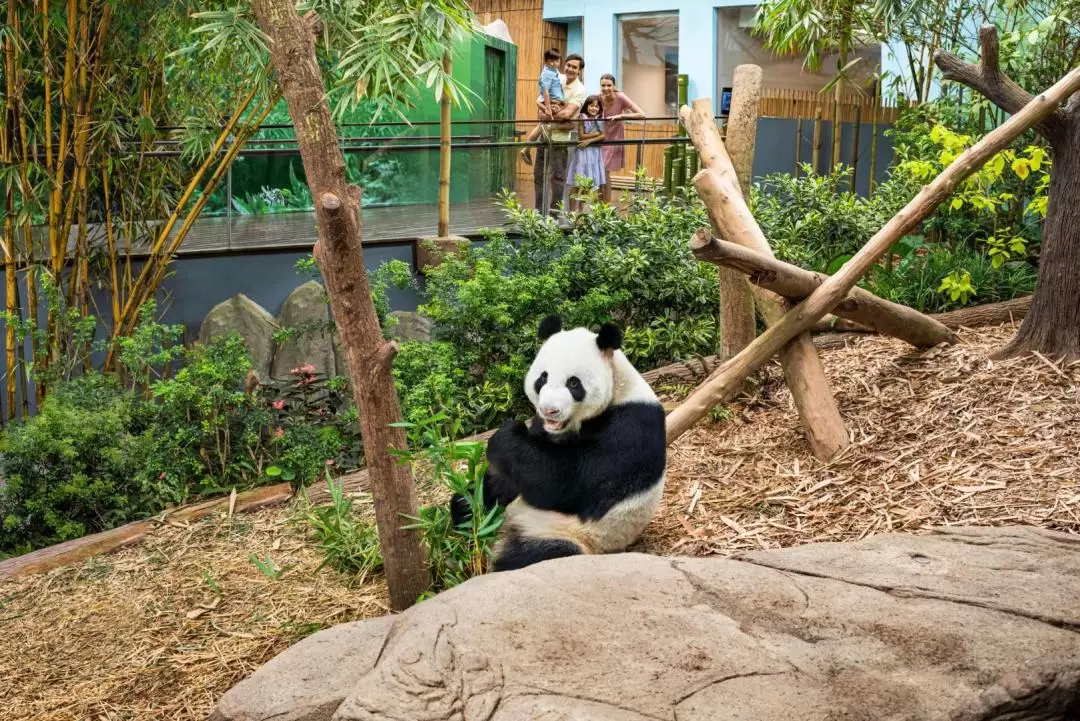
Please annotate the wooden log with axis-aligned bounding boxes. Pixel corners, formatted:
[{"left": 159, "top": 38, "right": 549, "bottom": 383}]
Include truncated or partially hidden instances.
[
  {"left": 665, "top": 64, "right": 1080, "bottom": 445},
  {"left": 690, "top": 229, "right": 958, "bottom": 348},
  {"left": 0, "top": 483, "right": 294, "bottom": 579},
  {"left": 931, "top": 296, "right": 1031, "bottom": 329},
  {"left": 684, "top": 95, "right": 849, "bottom": 462},
  {"left": 717, "top": 65, "right": 760, "bottom": 360}
]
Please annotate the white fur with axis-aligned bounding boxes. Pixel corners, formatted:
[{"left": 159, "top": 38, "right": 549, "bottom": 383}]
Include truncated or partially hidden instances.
[
  {"left": 524, "top": 327, "right": 658, "bottom": 436},
  {"left": 501, "top": 474, "right": 665, "bottom": 555}
]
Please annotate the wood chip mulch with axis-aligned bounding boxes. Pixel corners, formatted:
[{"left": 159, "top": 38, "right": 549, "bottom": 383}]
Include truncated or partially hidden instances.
[{"left": 1, "top": 322, "right": 1077, "bottom": 720}]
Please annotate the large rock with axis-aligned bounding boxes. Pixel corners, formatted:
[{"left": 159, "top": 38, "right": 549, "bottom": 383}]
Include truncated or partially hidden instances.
[
  {"left": 209, "top": 526, "right": 1080, "bottom": 721},
  {"left": 387, "top": 310, "right": 433, "bottom": 343},
  {"left": 271, "top": 281, "right": 336, "bottom": 381},
  {"left": 199, "top": 294, "right": 278, "bottom": 381}
]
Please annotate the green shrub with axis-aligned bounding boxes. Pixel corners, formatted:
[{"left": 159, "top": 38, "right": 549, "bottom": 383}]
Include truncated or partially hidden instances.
[
  {"left": 394, "top": 412, "right": 504, "bottom": 595},
  {"left": 396, "top": 191, "right": 719, "bottom": 435},
  {"left": 0, "top": 374, "right": 157, "bottom": 555},
  {"left": 293, "top": 473, "right": 382, "bottom": 582}
]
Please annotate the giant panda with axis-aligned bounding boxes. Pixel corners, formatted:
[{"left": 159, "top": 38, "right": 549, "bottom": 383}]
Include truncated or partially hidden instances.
[{"left": 451, "top": 314, "right": 667, "bottom": 572}]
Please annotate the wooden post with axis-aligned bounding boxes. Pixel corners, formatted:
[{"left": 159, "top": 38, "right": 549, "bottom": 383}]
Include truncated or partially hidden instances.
[
  {"left": 811, "top": 106, "right": 822, "bottom": 173},
  {"left": 682, "top": 92, "right": 850, "bottom": 462},
  {"left": 869, "top": 95, "right": 879, "bottom": 196},
  {"left": 689, "top": 228, "right": 957, "bottom": 348},
  {"left": 717, "top": 66, "right": 760, "bottom": 361},
  {"left": 850, "top": 104, "right": 861, "bottom": 193},
  {"left": 666, "top": 63, "right": 1080, "bottom": 444},
  {"left": 663, "top": 145, "right": 674, "bottom": 194},
  {"left": 794, "top": 118, "right": 803, "bottom": 177}
]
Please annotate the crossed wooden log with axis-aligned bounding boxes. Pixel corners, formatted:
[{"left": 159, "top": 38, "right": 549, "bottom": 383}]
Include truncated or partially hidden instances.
[{"left": 668, "top": 61, "right": 1080, "bottom": 455}]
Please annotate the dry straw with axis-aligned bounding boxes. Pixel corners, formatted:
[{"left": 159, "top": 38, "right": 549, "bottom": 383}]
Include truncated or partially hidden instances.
[{"left": 0, "top": 323, "right": 1077, "bottom": 720}]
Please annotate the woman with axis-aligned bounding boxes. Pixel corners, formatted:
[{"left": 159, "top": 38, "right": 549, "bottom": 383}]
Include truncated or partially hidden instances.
[{"left": 598, "top": 73, "right": 645, "bottom": 203}]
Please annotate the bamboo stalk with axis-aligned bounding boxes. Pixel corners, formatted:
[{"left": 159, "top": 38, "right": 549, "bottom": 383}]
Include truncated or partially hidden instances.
[
  {"left": 812, "top": 106, "right": 822, "bottom": 172},
  {"left": 437, "top": 46, "right": 451, "bottom": 238},
  {"left": 4, "top": 0, "right": 20, "bottom": 420},
  {"left": 869, "top": 94, "right": 879, "bottom": 196},
  {"left": 107, "top": 91, "right": 279, "bottom": 361},
  {"left": 107, "top": 84, "right": 261, "bottom": 346},
  {"left": 666, "top": 64, "right": 1080, "bottom": 443},
  {"left": 102, "top": 162, "right": 121, "bottom": 326}
]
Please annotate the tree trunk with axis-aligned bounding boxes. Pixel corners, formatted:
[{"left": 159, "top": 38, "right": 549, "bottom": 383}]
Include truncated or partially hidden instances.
[
  {"left": 934, "top": 25, "right": 1080, "bottom": 362},
  {"left": 250, "top": 0, "right": 429, "bottom": 611},
  {"left": 999, "top": 122, "right": 1080, "bottom": 360}
]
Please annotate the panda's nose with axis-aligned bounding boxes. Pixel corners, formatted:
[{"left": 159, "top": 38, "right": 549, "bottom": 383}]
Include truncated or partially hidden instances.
[{"left": 540, "top": 406, "right": 560, "bottom": 418}]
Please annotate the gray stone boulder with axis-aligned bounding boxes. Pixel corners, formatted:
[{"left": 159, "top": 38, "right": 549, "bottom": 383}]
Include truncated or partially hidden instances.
[
  {"left": 199, "top": 294, "right": 278, "bottom": 381},
  {"left": 387, "top": 310, "right": 433, "bottom": 343},
  {"left": 209, "top": 526, "right": 1080, "bottom": 721},
  {"left": 271, "top": 281, "right": 336, "bottom": 380}
]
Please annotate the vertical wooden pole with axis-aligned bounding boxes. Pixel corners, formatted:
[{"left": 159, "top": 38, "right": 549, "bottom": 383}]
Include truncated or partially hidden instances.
[
  {"left": 684, "top": 90, "right": 850, "bottom": 461},
  {"left": 850, "top": 104, "right": 861, "bottom": 193},
  {"left": 437, "top": 45, "right": 452, "bottom": 238},
  {"left": 794, "top": 118, "right": 803, "bottom": 177},
  {"left": 811, "top": 106, "right": 822, "bottom": 174},
  {"left": 869, "top": 95, "right": 879, "bottom": 196},
  {"left": 717, "top": 66, "right": 760, "bottom": 361}
]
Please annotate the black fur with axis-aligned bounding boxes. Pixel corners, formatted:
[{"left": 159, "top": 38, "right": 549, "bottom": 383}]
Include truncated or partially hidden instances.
[
  {"left": 492, "top": 534, "right": 583, "bottom": 572},
  {"left": 533, "top": 370, "right": 548, "bottom": 395},
  {"left": 449, "top": 402, "right": 666, "bottom": 537},
  {"left": 484, "top": 401, "right": 665, "bottom": 522},
  {"left": 538, "top": 314, "right": 563, "bottom": 340},
  {"left": 596, "top": 322, "right": 623, "bottom": 351},
  {"left": 566, "top": 375, "right": 585, "bottom": 401}
]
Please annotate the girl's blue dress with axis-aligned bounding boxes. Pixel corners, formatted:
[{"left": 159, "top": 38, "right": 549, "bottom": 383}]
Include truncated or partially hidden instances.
[{"left": 569, "top": 117, "right": 606, "bottom": 187}]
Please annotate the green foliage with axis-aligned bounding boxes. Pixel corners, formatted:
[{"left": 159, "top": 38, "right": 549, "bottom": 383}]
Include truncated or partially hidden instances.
[
  {"left": 396, "top": 191, "right": 718, "bottom": 435},
  {"left": 0, "top": 374, "right": 155, "bottom": 555},
  {"left": 293, "top": 474, "right": 383, "bottom": 582},
  {"left": 394, "top": 413, "right": 504, "bottom": 595},
  {"left": 752, "top": 164, "right": 917, "bottom": 272}
]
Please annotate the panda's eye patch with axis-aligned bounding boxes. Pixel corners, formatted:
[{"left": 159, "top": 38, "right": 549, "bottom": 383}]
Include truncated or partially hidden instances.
[
  {"left": 533, "top": 371, "right": 548, "bottom": 394},
  {"left": 566, "top": 376, "right": 586, "bottom": 401}
]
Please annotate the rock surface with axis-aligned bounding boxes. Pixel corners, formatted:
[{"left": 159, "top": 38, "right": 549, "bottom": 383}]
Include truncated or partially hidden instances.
[
  {"left": 271, "top": 281, "right": 336, "bottom": 380},
  {"left": 199, "top": 294, "right": 278, "bottom": 381},
  {"left": 209, "top": 526, "right": 1080, "bottom": 721},
  {"left": 387, "top": 310, "right": 434, "bottom": 343}
]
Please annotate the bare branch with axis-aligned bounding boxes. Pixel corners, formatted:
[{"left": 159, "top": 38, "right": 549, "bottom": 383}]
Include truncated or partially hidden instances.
[{"left": 933, "top": 24, "right": 1067, "bottom": 142}]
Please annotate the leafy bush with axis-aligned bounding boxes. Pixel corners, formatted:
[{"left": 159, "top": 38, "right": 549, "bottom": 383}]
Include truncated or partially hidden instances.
[
  {"left": 394, "top": 412, "right": 504, "bottom": 595},
  {"left": 0, "top": 374, "right": 157, "bottom": 555},
  {"left": 396, "top": 191, "right": 719, "bottom": 435},
  {"left": 293, "top": 474, "right": 382, "bottom": 582}
]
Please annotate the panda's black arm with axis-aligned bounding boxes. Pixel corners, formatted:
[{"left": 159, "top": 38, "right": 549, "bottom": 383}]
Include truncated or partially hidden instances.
[{"left": 485, "top": 419, "right": 585, "bottom": 513}]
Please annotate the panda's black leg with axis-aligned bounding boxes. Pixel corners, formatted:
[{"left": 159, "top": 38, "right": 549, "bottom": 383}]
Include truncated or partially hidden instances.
[{"left": 491, "top": 536, "right": 583, "bottom": 572}]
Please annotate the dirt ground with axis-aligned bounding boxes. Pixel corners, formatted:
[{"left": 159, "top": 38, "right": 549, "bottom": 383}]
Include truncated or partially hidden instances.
[{"left": 1, "top": 322, "right": 1077, "bottom": 720}]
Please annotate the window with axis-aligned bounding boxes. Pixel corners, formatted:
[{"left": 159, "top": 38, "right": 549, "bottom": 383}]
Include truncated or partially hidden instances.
[
  {"left": 617, "top": 12, "right": 679, "bottom": 118},
  {"left": 715, "top": 7, "right": 881, "bottom": 95}
]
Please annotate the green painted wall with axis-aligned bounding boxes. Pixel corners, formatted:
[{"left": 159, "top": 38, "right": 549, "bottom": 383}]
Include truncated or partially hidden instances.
[{"left": 226, "top": 32, "right": 517, "bottom": 213}]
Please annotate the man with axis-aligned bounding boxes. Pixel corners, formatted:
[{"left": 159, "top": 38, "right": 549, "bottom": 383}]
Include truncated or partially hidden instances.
[{"left": 533, "top": 54, "right": 585, "bottom": 217}]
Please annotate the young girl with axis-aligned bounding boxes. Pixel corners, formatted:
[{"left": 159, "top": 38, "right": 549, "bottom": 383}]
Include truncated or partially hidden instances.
[{"left": 567, "top": 95, "right": 605, "bottom": 213}]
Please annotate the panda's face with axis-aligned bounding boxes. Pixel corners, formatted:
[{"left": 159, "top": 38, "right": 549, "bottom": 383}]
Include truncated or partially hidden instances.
[{"left": 524, "top": 327, "right": 614, "bottom": 436}]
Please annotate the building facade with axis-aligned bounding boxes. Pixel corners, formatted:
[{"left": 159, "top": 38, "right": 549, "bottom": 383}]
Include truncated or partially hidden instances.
[{"left": 540, "top": 0, "right": 890, "bottom": 116}]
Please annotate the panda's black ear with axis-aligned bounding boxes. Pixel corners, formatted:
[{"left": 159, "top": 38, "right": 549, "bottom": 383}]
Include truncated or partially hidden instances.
[
  {"left": 538, "top": 314, "right": 563, "bottom": 341},
  {"left": 597, "top": 322, "right": 622, "bottom": 352}
]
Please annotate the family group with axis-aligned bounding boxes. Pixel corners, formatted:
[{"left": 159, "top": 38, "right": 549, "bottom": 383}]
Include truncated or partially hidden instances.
[{"left": 521, "top": 48, "right": 646, "bottom": 215}]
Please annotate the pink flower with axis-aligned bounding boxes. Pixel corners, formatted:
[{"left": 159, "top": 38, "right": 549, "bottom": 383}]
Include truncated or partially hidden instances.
[
  {"left": 291, "top": 364, "right": 317, "bottom": 376},
  {"left": 274, "top": 426, "right": 285, "bottom": 439},
  {"left": 272, "top": 399, "right": 286, "bottom": 410},
  {"left": 159, "top": 472, "right": 166, "bottom": 480}
]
